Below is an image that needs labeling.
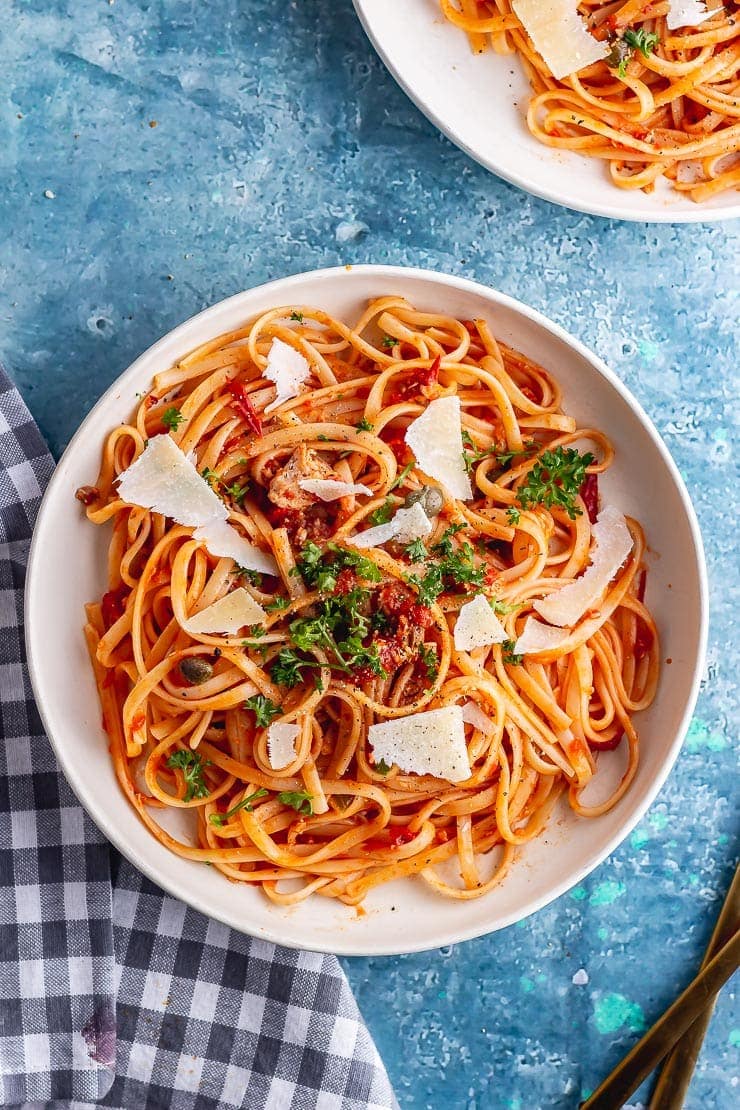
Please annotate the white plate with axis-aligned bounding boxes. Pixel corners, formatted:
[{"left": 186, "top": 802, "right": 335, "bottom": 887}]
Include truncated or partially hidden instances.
[
  {"left": 353, "top": 0, "right": 740, "bottom": 223},
  {"left": 26, "top": 265, "right": 708, "bottom": 955}
]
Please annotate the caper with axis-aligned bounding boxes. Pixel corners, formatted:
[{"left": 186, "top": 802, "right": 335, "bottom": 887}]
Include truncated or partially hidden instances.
[
  {"left": 404, "top": 484, "right": 443, "bottom": 517},
  {"left": 179, "top": 657, "right": 213, "bottom": 685}
]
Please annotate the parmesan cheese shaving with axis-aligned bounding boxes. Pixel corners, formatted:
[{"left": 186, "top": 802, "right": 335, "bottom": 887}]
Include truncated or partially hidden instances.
[
  {"left": 184, "top": 588, "right": 266, "bottom": 635},
  {"left": 298, "top": 478, "right": 373, "bottom": 502},
  {"left": 667, "top": 0, "right": 713, "bottom": 29},
  {"left": 454, "top": 594, "right": 507, "bottom": 652},
  {"left": 514, "top": 617, "right": 570, "bottom": 656},
  {"left": 116, "top": 435, "right": 278, "bottom": 574},
  {"left": 533, "top": 505, "right": 632, "bottom": 628},
  {"left": 512, "top": 0, "right": 608, "bottom": 80},
  {"left": 350, "top": 501, "right": 432, "bottom": 549},
  {"left": 267, "top": 722, "right": 300, "bottom": 769},
  {"left": 368, "top": 705, "right": 471, "bottom": 783},
  {"left": 404, "top": 396, "right": 473, "bottom": 501},
  {"left": 192, "top": 518, "right": 279, "bottom": 576},
  {"left": 263, "top": 337, "right": 311, "bottom": 413},
  {"left": 117, "top": 434, "right": 227, "bottom": 526},
  {"left": 461, "top": 700, "right": 496, "bottom": 737}
]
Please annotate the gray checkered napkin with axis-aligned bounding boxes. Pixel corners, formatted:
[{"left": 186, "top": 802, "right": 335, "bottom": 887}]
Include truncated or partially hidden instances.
[{"left": 0, "top": 369, "right": 397, "bottom": 1110}]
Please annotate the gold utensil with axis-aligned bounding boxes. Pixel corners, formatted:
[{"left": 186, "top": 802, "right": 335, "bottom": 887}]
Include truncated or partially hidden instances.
[
  {"left": 649, "top": 863, "right": 740, "bottom": 1109},
  {"left": 581, "top": 913, "right": 739, "bottom": 1110}
]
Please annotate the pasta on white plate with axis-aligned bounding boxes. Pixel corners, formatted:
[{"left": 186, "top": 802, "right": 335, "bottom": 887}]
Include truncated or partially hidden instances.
[
  {"left": 78, "top": 297, "right": 659, "bottom": 906},
  {"left": 441, "top": 0, "right": 740, "bottom": 202}
]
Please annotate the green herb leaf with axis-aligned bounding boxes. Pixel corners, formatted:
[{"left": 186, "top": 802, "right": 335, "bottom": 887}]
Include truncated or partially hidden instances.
[
  {"left": 406, "top": 564, "right": 445, "bottom": 607},
  {"left": 404, "top": 538, "right": 428, "bottom": 561},
  {"left": 418, "top": 642, "right": 439, "bottom": 681},
  {"left": 277, "top": 790, "right": 314, "bottom": 815},
  {"left": 235, "top": 566, "right": 263, "bottom": 587},
  {"left": 369, "top": 498, "right": 395, "bottom": 526},
  {"left": 516, "top": 447, "right": 594, "bottom": 520},
  {"left": 223, "top": 480, "right": 248, "bottom": 505},
  {"left": 201, "top": 466, "right": 219, "bottom": 487},
  {"left": 355, "top": 417, "right": 374, "bottom": 432},
  {"left": 162, "top": 406, "right": 184, "bottom": 431},
  {"left": 381, "top": 336, "right": 397, "bottom": 349},
  {"left": 502, "top": 639, "right": 523, "bottom": 666},
  {"left": 375, "top": 759, "right": 391, "bottom": 775},
  {"left": 209, "top": 788, "right": 268, "bottom": 826},
  {"left": 290, "top": 310, "right": 304, "bottom": 322},
  {"left": 506, "top": 507, "right": 521, "bottom": 525},
  {"left": 490, "top": 598, "right": 520, "bottom": 617},
  {"left": 271, "top": 648, "right": 319, "bottom": 688},
  {"left": 265, "top": 595, "right": 291, "bottom": 611},
  {"left": 623, "top": 27, "right": 659, "bottom": 59},
  {"left": 389, "top": 462, "right": 414, "bottom": 491},
  {"left": 166, "top": 749, "right": 210, "bottom": 802},
  {"left": 244, "top": 694, "right": 283, "bottom": 728}
]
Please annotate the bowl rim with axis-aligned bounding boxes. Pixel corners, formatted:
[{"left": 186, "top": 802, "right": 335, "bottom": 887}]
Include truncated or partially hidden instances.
[
  {"left": 352, "top": 0, "right": 740, "bottom": 225},
  {"left": 25, "top": 264, "right": 709, "bottom": 954}
]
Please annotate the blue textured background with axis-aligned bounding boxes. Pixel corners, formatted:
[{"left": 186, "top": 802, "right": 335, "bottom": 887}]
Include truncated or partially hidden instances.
[{"left": 2, "top": 2, "right": 738, "bottom": 1107}]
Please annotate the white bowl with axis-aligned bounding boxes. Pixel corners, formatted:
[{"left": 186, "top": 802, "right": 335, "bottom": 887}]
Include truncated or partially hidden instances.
[
  {"left": 353, "top": 0, "right": 740, "bottom": 223},
  {"left": 26, "top": 266, "right": 708, "bottom": 955}
]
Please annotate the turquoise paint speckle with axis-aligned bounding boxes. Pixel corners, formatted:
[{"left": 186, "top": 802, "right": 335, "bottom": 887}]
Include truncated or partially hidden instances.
[
  {"left": 638, "top": 339, "right": 659, "bottom": 362},
  {"left": 631, "top": 828, "right": 649, "bottom": 849},
  {"left": 520, "top": 976, "right": 535, "bottom": 993},
  {"left": 686, "top": 718, "right": 727, "bottom": 752},
  {"left": 2, "top": 3, "right": 738, "bottom": 1107},
  {"left": 594, "top": 994, "right": 647, "bottom": 1036},
  {"left": 729, "top": 1030, "right": 740, "bottom": 1048},
  {"left": 589, "top": 881, "right": 626, "bottom": 907}
]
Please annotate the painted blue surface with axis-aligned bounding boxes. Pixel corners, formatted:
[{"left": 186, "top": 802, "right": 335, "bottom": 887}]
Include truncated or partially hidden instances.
[{"left": 1, "top": 2, "right": 737, "bottom": 1107}]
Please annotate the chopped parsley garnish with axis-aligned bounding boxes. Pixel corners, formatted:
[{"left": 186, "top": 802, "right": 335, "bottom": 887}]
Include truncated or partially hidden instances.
[
  {"left": 490, "top": 598, "right": 520, "bottom": 617},
  {"left": 277, "top": 790, "right": 314, "bottom": 815},
  {"left": 406, "top": 524, "right": 486, "bottom": 605},
  {"left": 381, "top": 335, "right": 397, "bottom": 349},
  {"left": 502, "top": 640, "right": 523, "bottom": 666},
  {"left": 201, "top": 466, "right": 219, "bottom": 486},
  {"left": 244, "top": 694, "right": 283, "bottom": 728},
  {"left": 607, "top": 27, "right": 659, "bottom": 78},
  {"left": 162, "top": 406, "right": 184, "bottom": 431},
  {"left": 265, "top": 595, "right": 291, "bottom": 611},
  {"left": 431, "top": 522, "right": 467, "bottom": 557},
  {"left": 287, "top": 588, "right": 387, "bottom": 679},
  {"left": 462, "top": 432, "right": 531, "bottom": 475},
  {"left": 166, "top": 749, "right": 210, "bottom": 802},
  {"left": 375, "top": 759, "right": 391, "bottom": 775},
  {"left": 293, "top": 542, "right": 382, "bottom": 592},
  {"left": 419, "top": 642, "right": 439, "bottom": 681},
  {"left": 235, "top": 567, "right": 263, "bottom": 587},
  {"left": 271, "top": 648, "right": 321, "bottom": 688},
  {"left": 369, "top": 498, "right": 395, "bottom": 526},
  {"left": 624, "top": 27, "right": 659, "bottom": 58},
  {"left": 355, "top": 417, "right": 374, "bottom": 433},
  {"left": 389, "top": 462, "right": 414, "bottom": 491},
  {"left": 506, "top": 507, "right": 521, "bottom": 525},
  {"left": 404, "top": 538, "right": 428, "bottom": 561},
  {"left": 223, "top": 479, "right": 248, "bottom": 504},
  {"left": 406, "top": 564, "right": 445, "bottom": 607},
  {"left": 516, "top": 447, "right": 594, "bottom": 520},
  {"left": 290, "top": 310, "right": 304, "bottom": 322},
  {"left": 209, "top": 788, "right": 268, "bottom": 826}
]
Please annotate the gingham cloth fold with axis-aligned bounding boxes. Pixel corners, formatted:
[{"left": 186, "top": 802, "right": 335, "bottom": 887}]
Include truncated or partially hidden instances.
[{"left": 0, "top": 368, "right": 397, "bottom": 1110}]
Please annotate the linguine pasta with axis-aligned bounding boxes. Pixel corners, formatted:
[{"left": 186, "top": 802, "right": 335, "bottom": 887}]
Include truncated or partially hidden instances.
[
  {"left": 440, "top": 0, "right": 740, "bottom": 202},
  {"left": 79, "top": 297, "right": 659, "bottom": 906}
]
